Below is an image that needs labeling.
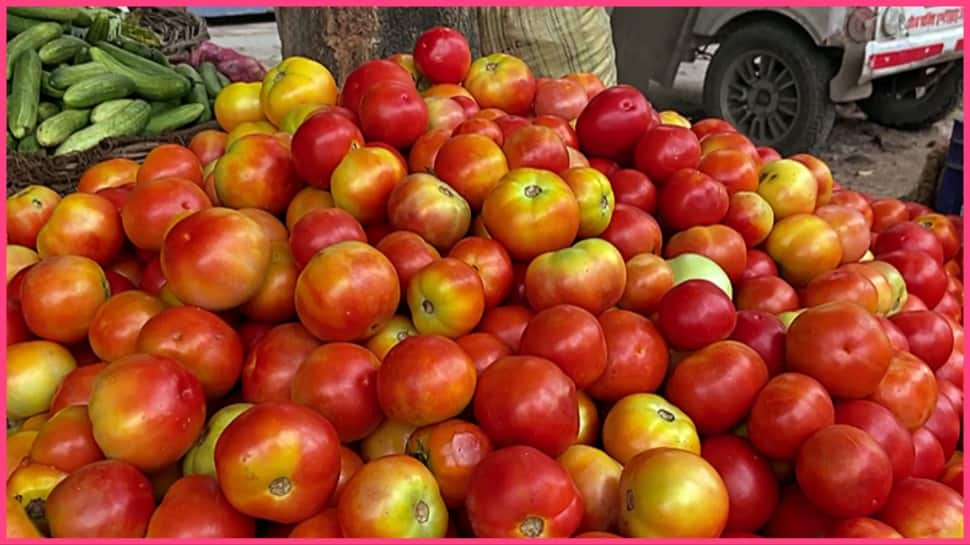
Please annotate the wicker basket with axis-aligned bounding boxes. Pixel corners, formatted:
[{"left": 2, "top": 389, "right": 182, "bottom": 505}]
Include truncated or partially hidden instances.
[
  {"left": 6, "top": 121, "right": 220, "bottom": 196},
  {"left": 129, "top": 7, "right": 210, "bottom": 64}
]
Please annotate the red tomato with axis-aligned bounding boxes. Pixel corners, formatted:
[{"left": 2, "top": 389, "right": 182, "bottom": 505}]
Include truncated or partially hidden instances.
[
  {"left": 748, "top": 373, "right": 835, "bottom": 460},
  {"left": 874, "top": 221, "right": 945, "bottom": 264},
  {"left": 447, "top": 237, "right": 513, "bottom": 310},
  {"left": 291, "top": 110, "right": 365, "bottom": 188},
  {"left": 658, "top": 279, "right": 736, "bottom": 351},
  {"left": 609, "top": 168, "right": 657, "bottom": 212},
  {"left": 834, "top": 399, "right": 915, "bottom": 482},
  {"left": 913, "top": 213, "right": 960, "bottom": 261},
  {"left": 405, "top": 419, "right": 493, "bottom": 508},
  {"left": 456, "top": 332, "right": 512, "bottom": 375},
  {"left": 525, "top": 238, "right": 627, "bottom": 316},
  {"left": 213, "top": 134, "right": 304, "bottom": 214},
  {"left": 698, "top": 148, "right": 759, "bottom": 193},
  {"left": 868, "top": 351, "right": 937, "bottom": 430},
  {"left": 241, "top": 323, "right": 320, "bottom": 403},
  {"left": 291, "top": 343, "right": 382, "bottom": 442},
  {"left": 77, "top": 158, "right": 139, "bottom": 193},
  {"left": 599, "top": 204, "right": 663, "bottom": 260},
  {"left": 533, "top": 114, "right": 580, "bottom": 149},
  {"left": 534, "top": 79, "right": 588, "bottom": 120},
  {"left": 586, "top": 309, "right": 669, "bottom": 402},
  {"left": 453, "top": 117, "right": 503, "bottom": 145},
  {"left": 829, "top": 517, "right": 903, "bottom": 538},
  {"left": 910, "top": 426, "right": 946, "bottom": 479},
  {"left": 6, "top": 185, "right": 61, "bottom": 247},
  {"left": 474, "top": 356, "right": 578, "bottom": 456},
  {"left": 295, "top": 241, "right": 400, "bottom": 342},
  {"left": 46, "top": 460, "right": 155, "bottom": 537},
  {"left": 786, "top": 302, "right": 894, "bottom": 398},
  {"left": 664, "top": 224, "right": 747, "bottom": 283},
  {"left": 215, "top": 402, "right": 341, "bottom": 523},
  {"left": 742, "top": 248, "right": 779, "bottom": 279},
  {"left": 137, "top": 144, "right": 203, "bottom": 186},
  {"left": 377, "top": 334, "right": 477, "bottom": 426},
  {"left": 691, "top": 118, "right": 735, "bottom": 140},
  {"left": 147, "top": 475, "right": 255, "bottom": 537},
  {"left": 48, "top": 363, "right": 106, "bottom": 415},
  {"left": 802, "top": 268, "right": 880, "bottom": 313},
  {"left": 502, "top": 124, "right": 569, "bottom": 173},
  {"left": 602, "top": 393, "right": 700, "bottom": 465},
  {"left": 359, "top": 81, "right": 428, "bottom": 149},
  {"left": 433, "top": 134, "right": 509, "bottom": 210},
  {"left": 387, "top": 173, "right": 472, "bottom": 250},
  {"left": 576, "top": 85, "right": 655, "bottom": 163},
  {"left": 763, "top": 485, "right": 835, "bottom": 537},
  {"left": 330, "top": 145, "right": 408, "bottom": 225},
  {"left": 730, "top": 310, "right": 786, "bottom": 376},
  {"left": 340, "top": 59, "right": 415, "bottom": 114},
  {"left": 413, "top": 26, "right": 471, "bottom": 84},
  {"left": 476, "top": 305, "right": 533, "bottom": 351},
  {"left": 888, "top": 310, "right": 953, "bottom": 371},
  {"left": 88, "top": 354, "right": 206, "bottom": 472},
  {"left": 633, "top": 125, "right": 701, "bottom": 184},
  {"left": 137, "top": 306, "right": 244, "bottom": 400},
  {"left": 28, "top": 405, "right": 103, "bottom": 473},
  {"left": 701, "top": 434, "right": 779, "bottom": 533},
  {"left": 557, "top": 445, "right": 622, "bottom": 533},
  {"left": 877, "top": 478, "right": 964, "bottom": 538},
  {"left": 36, "top": 193, "right": 124, "bottom": 265},
  {"left": 407, "top": 258, "right": 485, "bottom": 338},
  {"left": 736, "top": 275, "right": 800, "bottom": 314},
  {"left": 466, "top": 446, "right": 583, "bottom": 537},
  {"left": 618, "top": 253, "right": 673, "bottom": 315},
  {"left": 666, "top": 341, "right": 769, "bottom": 435},
  {"left": 796, "top": 424, "right": 893, "bottom": 517},
  {"left": 462, "top": 53, "right": 536, "bottom": 116},
  {"left": 289, "top": 207, "right": 367, "bottom": 269},
  {"left": 878, "top": 250, "right": 947, "bottom": 308},
  {"left": 494, "top": 114, "right": 531, "bottom": 141},
  {"left": 589, "top": 157, "right": 620, "bottom": 177},
  {"left": 376, "top": 230, "right": 441, "bottom": 294},
  {"left": 519, "top": 304, "right": 608, "bottom": 388},
  {"left": 87, "top": 290, "right": 166, "bottom": 363},
  {"left": 657, "top": 168, "right": 729, "bottom": 230}
]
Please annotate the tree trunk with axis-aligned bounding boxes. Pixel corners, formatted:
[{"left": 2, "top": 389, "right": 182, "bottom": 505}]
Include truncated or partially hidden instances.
[{"left": 275, "top": 7, "right": 479, "bottom": 85}]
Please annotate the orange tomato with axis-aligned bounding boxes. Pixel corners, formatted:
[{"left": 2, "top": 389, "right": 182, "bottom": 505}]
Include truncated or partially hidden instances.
[
  {"left": 78, "top": 158, "right": 139, "bottom": 193},
  {"left": 214, "top": 82, "right": 265, "bottom": 132},
  {"left": 225, "top": 120, "right": 277, "bottom": 148},
  {"left": 137, "top": 144, "right": 203, "bottom": 186},
  {"left": 188, "top": 130, "right": 228, "bottom": 166},
  {"left": 260, "top": 57, "right": 338, "bottom": 127}
]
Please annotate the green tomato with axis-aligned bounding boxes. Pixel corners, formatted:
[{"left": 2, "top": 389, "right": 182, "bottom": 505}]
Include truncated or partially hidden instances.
[{"left": 182, "top": 402, "right": 252, "bottom": 477}]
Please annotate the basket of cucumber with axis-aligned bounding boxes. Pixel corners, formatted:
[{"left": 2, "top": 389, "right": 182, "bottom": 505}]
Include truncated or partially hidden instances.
[
  {"left": 127, "top": 7, "right": 210, "bottom": 64},
  {"left": 6, "top": 7, "right": 230, "bottom": 195}
]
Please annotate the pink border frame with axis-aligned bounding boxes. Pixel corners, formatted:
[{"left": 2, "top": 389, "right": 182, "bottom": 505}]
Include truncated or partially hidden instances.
[{"left": 1, "top": 1, "right": 967, "bottom": 543}]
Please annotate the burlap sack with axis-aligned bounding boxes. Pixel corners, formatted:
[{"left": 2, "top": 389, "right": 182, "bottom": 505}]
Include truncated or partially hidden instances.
[{"left": 477, "top": 7, "right": 617, "bottom": 86}]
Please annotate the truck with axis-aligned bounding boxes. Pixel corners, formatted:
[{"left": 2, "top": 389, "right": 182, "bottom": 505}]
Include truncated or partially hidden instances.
[{"left": 613, "top": 6, "right": 964, "bottom": 155}]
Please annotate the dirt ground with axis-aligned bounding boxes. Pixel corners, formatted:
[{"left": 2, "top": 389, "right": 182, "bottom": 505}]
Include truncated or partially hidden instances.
[{"left": 209, "top": 22, "right": 962, "bottom": 201}]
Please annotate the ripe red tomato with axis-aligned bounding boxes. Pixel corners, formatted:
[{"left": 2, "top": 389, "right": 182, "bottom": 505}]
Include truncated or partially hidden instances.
[
  {"left": 213, "top": 134, "right": 304, "bottom": 214},
  {"left": 878, "top": 250, "right": 947, "bottom": 308},
  {"left": 730, "top": 310, "right": 786, "bottom": 376},
  {"left": 340, "top": 59, "right": 415, "bottom": 115},
  {"left": 525, "top": 238, "right": 627, "bottom": 315},
  {"left": 533, "top": 114, "right": 580, "bottom": 149},
  {"left": 742, "top": 248, "right": 779, "bottom": 279},
  {"left": 295, "top": 241, "right": 400, "bottom": 341},
  {"left": 874, "top": 221, "right": 945, "bottom": 264},
  {"left": 829, "top": 517, "right": 903, "bottom": 538},
  {"left": 701, "top": 434, "right": 779, "bottom": 533},
  {"left": 377, "top": 334, "right": 477, "bottom": 426},
  {"left": 503, "top": 124, "right": 569, "bottom": 172},
  {"left": 476, "top": 305, "right": 533, "bottom": 351},
  {"left": 406, "top": 419, "right": 493, "bottom": 508},
  {"left": 910, "top": 425, "right": 946, "bottom": 479},
  {"left": 556, "top": 445, "right": 622, "bottom": 533},
  {"left": 664, "top": 224, "right": 747, "bottom": 283},
  {"left": 922, "top": 394, "right": 960, "bottom": 460},
  {"left": 120, "top": 177, "right": 211, "bottom": 252},
  {"left": 666, "top": 341, "right": 769, "bottom": 435},
  {"left": 786, "top": 301, "right": 894, "bottom": 398},
  {"left": 802, "top": 268, "right": 880, "bottom": 313},
  {"left": 291, "top": 110, "right": 365, "bottom": 189},
  {"left": 448, "top": 237, "right": 513, "bottom": 310},
  {"left": 834, "top": 399, "right": 914, "bottom": 482},
  {"left": 291, "top": 343, "right": 382, "bottom": 442},
  {"left": 46, "top": 460, "right": 155, "bottom": 537},
  {"left": 359, "top": 80, "right": 428, "bottom": 149},
  {"left": 913, "top": 213, "right": 960, "bottom": 261},
  {"left": 474, "top": 355, "right": 578, "bottom": 456},
  {"left": 633, "top": 125, "right": 701, "bottom": 184},
  {"left": 610, "top": 168, "right": 657, "bottom": 212},
  {"left": 408, "top": 127, "right": 451, "bottom": 174},
  {"left": 433, "top": 134, "right": 509, "bottom": 210},
  {"left": 88, "top": 354, "right": 206, "bottom": 472},
  {"left": 466, "top": 446, "right": 584, "bottom": 537},
  {"left": 877, "top": 478, "right": 964, "bottom": 537},
  {"left": 453, "top": 117, "right": 503, "bottom": 145},
  {"left": 241, "top": 323, "right": 320, "bottom": 403},
  {"left": 748, "top": 373, "right": 835, "bottom": 460},
  {"left": 87, "top": 290, "right": 166, "bottom": 363},
  {"left": 407, "top": 258, "right": 485, "bottom": 338},
  {"left": 576, "top": 85, "right": 655, "bottom": 163},
  {"left": 137, "top": 144, "right": 203, "bottom": 186},
  {"left": 735, "top": 275, "right": 800, "bottom": 314},
  {"left": 28, "top": 405, "right": 103, "bottom": 473},
  {"left": 456, "top": 332, "right": 511, "bottom": 375},
  {"left": 698, "top": 148, "right": 759, "bottom": 193},
  {"left": 691, "top": 118, "right": 735, "bottom": 140},
  {"left": 330, "top": 145, "right": 408, "bottom": 225},
  {"left": 519, "top": 304, "right": 608, "bottom": 388},
  {"left": 889, "top": 310, "right": 954, "bottom": 370},
  {"left": 602, "top": 393, "right": 700, "bottom": 465},
  {"left": 599, "top": 204, "right": 663, "bottom": 260},
  {"left": 618, "top": 253, "right": 673, "bottom": 315},
  {"left": 413, "top": 26, "right": 471, "bottom": 84},
  {"left": 376, "top": 230, "right": 440, "bottom": 294},
  {"left": 586, "top": 309, "right": 669, "bottom": 402},
  {"left": 463, "top": 53, "right": 536, "bottom": 115},
  {"left": 289, "top": 207, "right": 367, "bottom": 269},
  {"left": 534, "top": 79, "right": 588, "bottom": 120},
  {"left": 868, "top": 351, "right": 938, "bottom": 430},
  {"left": 657, "top": 168, "right": 729, "bottom": 230},
  {"left": 387, "top": 173, "right": 471, "bottom": 250},
  {"left": 36, "top": 192, "right": 124, "bottom": 265},
  {"left": 658, "top": 279, "right": 736, "bottom": 351},
  {"left": 48, "top": 363, "right": 105, "bottom": 415},
  {"left": 147, "top": 475, "right": 255, "bottom": 537},
  {"left": 796, "top": 424, "right": 893, "bottom": 517},
  {"left": 215, "top": 402, "right": 341, "bottom": 523}
]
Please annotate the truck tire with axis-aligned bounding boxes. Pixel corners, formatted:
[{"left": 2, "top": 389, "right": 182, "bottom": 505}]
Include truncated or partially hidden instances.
[
  {"left": 857, "top": 61, "right": 962, "bottom": 131},
  {"left": 703, "top": 22, "right": 836, "bottom": 156}
]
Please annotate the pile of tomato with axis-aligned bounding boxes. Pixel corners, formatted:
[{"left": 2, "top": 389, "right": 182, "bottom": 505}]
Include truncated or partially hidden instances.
[{"left": 5, "top": 26, "right": 964, "bottom": 539}]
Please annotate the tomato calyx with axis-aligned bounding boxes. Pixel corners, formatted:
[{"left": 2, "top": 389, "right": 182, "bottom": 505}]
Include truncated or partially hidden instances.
[
  {"left": 422, "top": 300, "right": 435, "bottom": 314},
  {"left": 268, "top": 476, "right": 293, "bottom": 496},
  {"left": 414, "top": 499, "right": 430, "bottom": 523},
  {"left": 520, "top": 515, "right": 544, "bottom": 537},
  {"left": 438, "top": 185, "right": 455, "bottom": 198},
  {"left": 657, "top": 408, "right": 675, "bottom": 422},
  {"left": 524, "top": 185, "right": 543, "bottom": 199}
]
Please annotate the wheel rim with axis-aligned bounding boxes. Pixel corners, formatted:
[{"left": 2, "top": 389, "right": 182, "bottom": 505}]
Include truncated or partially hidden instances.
[{"left": 719, "top": 51, "right": 801, "bottom": 145}]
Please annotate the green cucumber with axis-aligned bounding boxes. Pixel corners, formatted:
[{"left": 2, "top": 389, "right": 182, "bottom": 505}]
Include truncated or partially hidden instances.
[
  {"left": 55, "top": 100, "right": 150, "bottom": 155},
  {"left": 88, "top": 46, "right": 189, "bottom": 101},
  {"left": 143, "top": 103, "right": 205, "bottom": 135},
  {"left": 49, "top": 62, "right": 109, "bottom": 89},
  {"left": 8, "top": 8, "right": 80, "bottom": 23},
  {"left": 198, "top": 62, "right": 224, "bottom": 98},
  {"left": 41, "top": 71, "right": 65, "bottom": 99},
  {"left": 7, "top": 132, "right": 15, "bottom": 150},
  {"left": 37, "top": 101, "right": 61, "bottom": 121},
  {"left": 174, "top": 64, "right": 204, "bottom": 85},
  {"left": 73, "top": 8, "right": 95, "bottom": 27},
  {"left": 36, "top": 108, "right": 91, "bottom": 147},
  {"left": 17, "top": 133, "right": 43, "bottom": 153},
  {"left": 84, "top": 13, "right": 111, "bottom": 44},
  {"left": 113, "top": 36, "right": 170, "bottom": 67},
  {"left": 7, "top": 14, "right": 42, "bottom": 35},
  {"left": 90, "top": 98, "right": 136, "bottom": 124},
  {"left": 38, "top": 35, "right": 89, "bottom": 65},
  {"left": 7, "top": 22, "right": 63, "bottom": 80},
  {"left": 63, "top": 73, "right": 136, "bottom": 108},
  {"left": 95, "top": 41, "right": 184, "bottom": 81},
  {"left": 215, "top": 71, "right": 231, "bottom": 88},
  {"left": 150, "top": 100, "right": 181, "bottom": 115},
  {"left": 73, "top": 46, "right": 92, "bottom": 64},
  {"left": 8, "top": 49, "right": 42, "bottom": 139},
  {"left": 189, "top": 83, "right": 213, "bottom": 123}
]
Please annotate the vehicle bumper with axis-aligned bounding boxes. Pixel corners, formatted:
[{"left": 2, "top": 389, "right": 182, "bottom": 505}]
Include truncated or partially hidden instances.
[{"left": 859, "top": 28, "right": 963, "bottom": 84}]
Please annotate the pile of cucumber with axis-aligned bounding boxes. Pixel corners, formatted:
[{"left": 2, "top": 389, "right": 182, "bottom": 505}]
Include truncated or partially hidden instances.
[{"left": 7, "top": 7, "right": 230, "bottom": 156}]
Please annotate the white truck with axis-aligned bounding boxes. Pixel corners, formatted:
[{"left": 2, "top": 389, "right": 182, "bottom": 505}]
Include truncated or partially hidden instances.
[{"left": 613, "top": 6, "right": 964, "bottom": 155}]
